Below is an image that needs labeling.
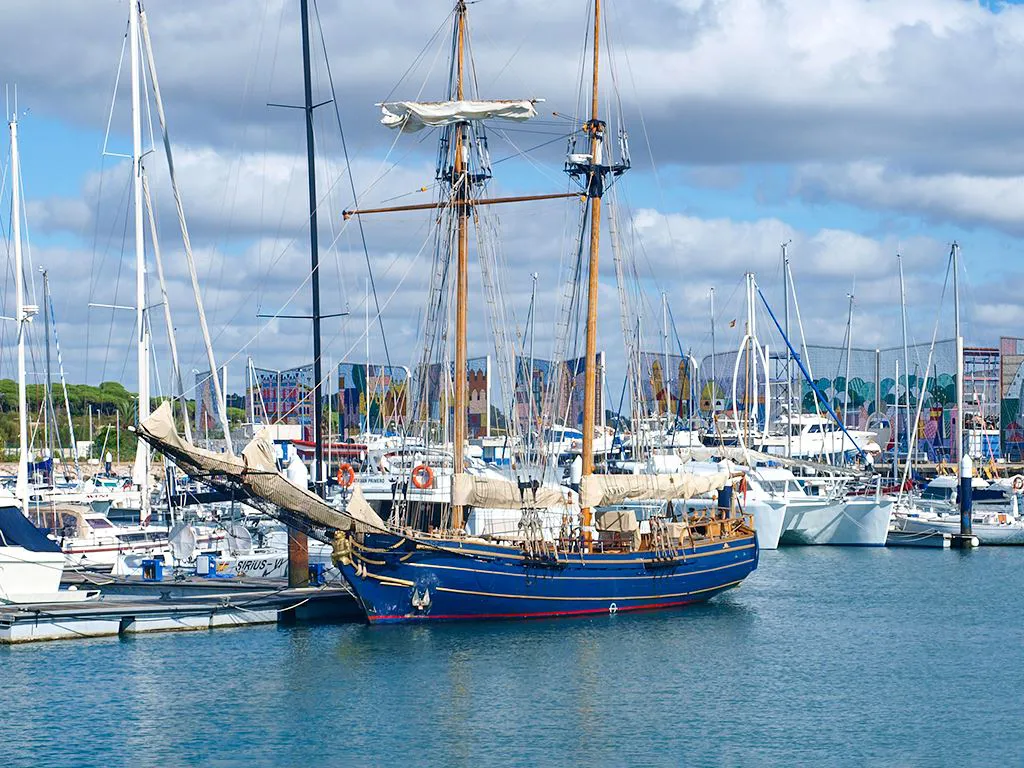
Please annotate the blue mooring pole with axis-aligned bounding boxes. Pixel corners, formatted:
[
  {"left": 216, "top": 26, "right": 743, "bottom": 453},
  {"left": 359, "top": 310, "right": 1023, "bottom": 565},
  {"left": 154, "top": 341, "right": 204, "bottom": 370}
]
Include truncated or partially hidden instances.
[{"left": 959, "top": 454, "right": 973, "bottom": 537}]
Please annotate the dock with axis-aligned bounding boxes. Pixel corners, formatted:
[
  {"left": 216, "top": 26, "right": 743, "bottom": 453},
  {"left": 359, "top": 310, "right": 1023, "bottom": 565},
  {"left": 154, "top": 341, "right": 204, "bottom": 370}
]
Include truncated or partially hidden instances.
[{"left": 1, "top": 575, "right": 362, "bottom": 644}]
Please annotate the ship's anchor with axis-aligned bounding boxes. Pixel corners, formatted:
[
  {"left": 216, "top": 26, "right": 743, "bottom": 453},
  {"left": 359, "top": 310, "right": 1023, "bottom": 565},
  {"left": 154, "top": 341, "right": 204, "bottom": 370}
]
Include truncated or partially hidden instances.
[{"left": 411, "top": 587, "right": 432, "bottom": 612}]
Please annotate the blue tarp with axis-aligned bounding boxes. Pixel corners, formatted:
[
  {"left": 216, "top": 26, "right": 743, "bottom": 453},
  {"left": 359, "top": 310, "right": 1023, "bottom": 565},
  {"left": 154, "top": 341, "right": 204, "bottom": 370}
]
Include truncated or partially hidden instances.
[{"left": 0, "top": 506, "right": 62, "bottom": 553}]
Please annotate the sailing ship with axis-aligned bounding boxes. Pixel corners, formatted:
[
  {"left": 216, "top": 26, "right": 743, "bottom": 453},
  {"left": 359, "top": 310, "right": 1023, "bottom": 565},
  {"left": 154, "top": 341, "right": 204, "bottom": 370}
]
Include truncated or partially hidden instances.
[{"left": 138, "top": 0, "right": 758, "bottom": 623}]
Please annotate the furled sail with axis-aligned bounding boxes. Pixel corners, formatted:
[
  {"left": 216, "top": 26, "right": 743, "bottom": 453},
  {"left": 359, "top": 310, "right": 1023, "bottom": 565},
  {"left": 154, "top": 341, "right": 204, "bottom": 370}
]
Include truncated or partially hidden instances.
[
  {"left": 452, "top": 473, "right": 575, "bottom": 510},
  {"left": 380, "top": 99, "right": 537, "bottom": 132},
  {"left": 669, "top": 445, "right": 862, "bottom": 476},
  {"left": 136, "top": 402, "right": 386, "bottom": 533},
  {"left": 580, "top": 471, "right": 730, "bottom": 509}
]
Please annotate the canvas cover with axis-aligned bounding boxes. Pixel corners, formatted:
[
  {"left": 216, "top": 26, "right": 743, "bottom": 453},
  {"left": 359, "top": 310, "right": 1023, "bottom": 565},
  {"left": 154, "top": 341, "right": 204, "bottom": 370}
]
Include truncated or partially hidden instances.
[
  {"left": 452, "top": 473, "right": 575, "bottom": 510},
  {"left": 595, "top": 509, "right": 641, "bottom": 550},
  {"left": 580, "top": 471, "right": 730, "bottom": 509}
]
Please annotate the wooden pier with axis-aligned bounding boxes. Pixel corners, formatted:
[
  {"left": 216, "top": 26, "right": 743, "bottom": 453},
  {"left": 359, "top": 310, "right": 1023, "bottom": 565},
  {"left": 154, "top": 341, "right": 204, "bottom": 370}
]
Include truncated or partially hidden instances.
[{"left": 0, "top": 576, "right": 362, "bottom": 644}]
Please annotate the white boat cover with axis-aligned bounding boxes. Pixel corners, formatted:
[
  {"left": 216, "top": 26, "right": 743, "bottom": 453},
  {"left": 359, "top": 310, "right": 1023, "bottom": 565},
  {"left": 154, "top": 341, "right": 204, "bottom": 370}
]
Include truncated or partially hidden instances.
[
  {"left": 580, "top": 471, "right": 730, "bottom": 509},
  {"left": 137, "top": 402, "right": 386, "bottom": 533},
  {"left": 452, "top": 472, "right": 574, "bottom": 510},
  {"left": 380, "top": 99, "right": 537, "bottom": 132}
]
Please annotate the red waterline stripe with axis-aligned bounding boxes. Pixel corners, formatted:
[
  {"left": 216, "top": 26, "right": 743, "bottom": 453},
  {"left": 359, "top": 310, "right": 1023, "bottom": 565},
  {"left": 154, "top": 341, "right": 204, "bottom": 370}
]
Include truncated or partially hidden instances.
[{"left": 366, "top": 594, "right": 738, "bottom": 623}]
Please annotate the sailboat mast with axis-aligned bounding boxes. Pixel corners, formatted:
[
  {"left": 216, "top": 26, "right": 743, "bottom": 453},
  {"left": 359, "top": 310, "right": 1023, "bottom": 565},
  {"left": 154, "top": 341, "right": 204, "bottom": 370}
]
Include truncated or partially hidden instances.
[
  {"left": 898, "top": 252, "right": 909, "bottom": 468},
  {"left": 10, "top": 112, "right": 29, "bottom": 512},
  {"left": 709, "top": 287, "right": 715, "bottom": 428},
  {"left": 782, "top": 241, "right": 791, "bottom": 458},
  {"left": 952, "top": 241, "right": 963, "bottom": 462},
  {"left": 581, "top": 0, "right": 603, "bottom": 521},
  {"left": 130, "top": 0, "right": 151, "bottom": 523},
  {"left": 744, "top": 273, "right": 755, "bottom": 445},
  {"left": 300, "top": 0, "right": 325, "bottom": 495},
  {"left": 43, "top": 268, "right": 53, "bottom": 465},
  {"left": 451, "top": 0, "right": 469, "bottom": 530},
  {"left": 662, "top": 291, "right": 670, "bottom": 427},
  {"left": 844, "top": 290, "right": 854, "bottom": 432}
]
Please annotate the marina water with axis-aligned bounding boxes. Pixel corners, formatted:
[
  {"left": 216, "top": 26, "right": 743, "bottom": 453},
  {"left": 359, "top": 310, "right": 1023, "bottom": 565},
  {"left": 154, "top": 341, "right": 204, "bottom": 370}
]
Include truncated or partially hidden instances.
[{"left": 5, "top": 548, "right": 1022, "bottom": 767}]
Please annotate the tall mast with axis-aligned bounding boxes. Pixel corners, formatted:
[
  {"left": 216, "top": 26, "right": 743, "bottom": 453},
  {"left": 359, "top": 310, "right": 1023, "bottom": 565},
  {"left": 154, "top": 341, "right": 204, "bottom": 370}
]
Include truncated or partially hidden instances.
[
  {"left": 451, "top": 0, "right": 469, "bottom": 530},
  {"left": 897, "top": 252, "right": 910, "bottom": 468},
  {"left": 528, "top": 271, "right": 538, "bottom": 453},
  {"left": 844, "top": 290, "right": 854, "bottom": 425},
  {"left": 661, "top": 291, "right": 670, "bottom": 430},
  {"left": 579, "top": 0, "right": 605, "bottom": 528},
  {"left": 782, "top": 241, "right": 791, "bottom": 458},
  {"left": 745, "top": 272, "right": 756, "bottom": 444},
  {"left": 952, "top": 241, "right": 963, "bottom": 462},
  {"left": 138, "top": 6, "right": 231, "bottom": 451},
  {"left": 43, "top": 268, "right": 53, "bottom": 466},
  {"left": 300, "top": 0, "right": 324, "bottom": 495},
  {"left": 710, "top": 287, "right": 716, "bottom": 428},
  {"left": 10, "top": 112, "right": 30, "bottom": 512},
  {"left": 130, "top": 0, "right": 151, "bottom": 524}
]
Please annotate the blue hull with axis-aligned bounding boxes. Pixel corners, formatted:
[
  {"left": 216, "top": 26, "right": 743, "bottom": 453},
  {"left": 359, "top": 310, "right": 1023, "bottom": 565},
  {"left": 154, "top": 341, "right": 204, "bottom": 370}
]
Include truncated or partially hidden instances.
[{"left": 339, "top": 532, "right": 758, "bottom": 624}]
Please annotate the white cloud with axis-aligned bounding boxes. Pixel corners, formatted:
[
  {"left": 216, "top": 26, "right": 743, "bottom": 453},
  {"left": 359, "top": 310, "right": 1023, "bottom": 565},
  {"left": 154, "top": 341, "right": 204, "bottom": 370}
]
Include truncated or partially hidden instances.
[{"left": 796, "top": 162, "right": 1024, "bottom": 234}]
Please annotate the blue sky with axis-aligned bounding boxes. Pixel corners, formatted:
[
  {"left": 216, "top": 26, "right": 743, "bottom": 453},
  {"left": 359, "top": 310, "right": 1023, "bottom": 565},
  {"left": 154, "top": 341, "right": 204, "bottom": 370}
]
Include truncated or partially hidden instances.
[{"left": 3, "top": 0, "right": 1024, "bottom": 398}]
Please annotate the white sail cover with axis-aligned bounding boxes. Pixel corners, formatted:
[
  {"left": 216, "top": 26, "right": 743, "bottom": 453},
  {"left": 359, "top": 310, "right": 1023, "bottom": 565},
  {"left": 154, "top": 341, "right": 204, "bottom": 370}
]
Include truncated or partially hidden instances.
[
  {"left": 380, "top": 99, "right": 537, "bottom": 132},
  {"left": 452, "top": 473, "right": 575, "bottom": 510},
  {"left": 137, "top": 402, "right": 386, "bottom": 533},
  {"left": 667, "top": 446, "right": 861, "bottom": 476},
  {"left": 580, "top": 471, "right": 730, "bottom": 509}
]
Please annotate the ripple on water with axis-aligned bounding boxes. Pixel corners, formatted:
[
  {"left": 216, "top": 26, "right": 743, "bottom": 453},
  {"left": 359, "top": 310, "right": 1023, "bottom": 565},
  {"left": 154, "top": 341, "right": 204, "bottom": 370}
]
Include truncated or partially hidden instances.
[{"left": 3, "top": 548, "right": 1022, "bottom": 767}]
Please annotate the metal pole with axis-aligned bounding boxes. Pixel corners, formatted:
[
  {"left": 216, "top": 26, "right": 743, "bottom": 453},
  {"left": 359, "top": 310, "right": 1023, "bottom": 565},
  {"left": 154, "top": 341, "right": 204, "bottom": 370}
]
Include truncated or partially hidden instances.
[
  {"left": 782, "top": 241, "right": 792, "bottom": 458},
  {"left": 139, "top": 7, "right": 230, "bottom": 451},
  {"left": 529, "top": 271, "right": 538, "bottom": 454},
  {"left": 952, "top": 242, "right": 963, "bottom": 464},
  {"left": 10, "top": 113, "right": 29, "bottom": 512},
  {"left": 894, "top": 359, "right": 900, "bottom": 484},
  {"left": 662, "top": 291, "right": 671, "bottom": 432},
  {"left": 710, "top": 287, "right": 716, "bottom": 428},
  {"left": 130, "top": 0, "right": 151, "bottom": 524},
  {"left": 844, "top": 291, "right": 854, "bottom": 429},
  {"left": 898, "top": 252, "right": 910, "bottom": 469},
  {"left": 42, "top": 269, "right": 52, "bottom": 470},
  {"left": 288, "top": 0, "right": 318, "bottom": 586},
  {"left": 301, "top": 0, "right": 323, "bottom": 494}
]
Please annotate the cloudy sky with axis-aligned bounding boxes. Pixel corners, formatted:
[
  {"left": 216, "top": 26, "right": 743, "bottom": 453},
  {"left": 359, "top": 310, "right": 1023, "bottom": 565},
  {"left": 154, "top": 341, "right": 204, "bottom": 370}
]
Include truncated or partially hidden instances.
[{"left": 2, "top": 0, "right": 1023, "bottom": 403}]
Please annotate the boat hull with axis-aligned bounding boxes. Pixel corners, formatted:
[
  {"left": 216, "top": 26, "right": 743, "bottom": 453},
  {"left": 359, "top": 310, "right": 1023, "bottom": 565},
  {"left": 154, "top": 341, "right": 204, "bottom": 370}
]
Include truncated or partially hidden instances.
[
  {"left": 896, "top": 515, "right": 1024, "bottom": 545},
  {"left": 338, "top": 532, "right": 758, "bottom": 624},
  {"left": 780, "top": 499, "right": 893, "bottom": 547},
  {"left": 0, "top": 546, "right": 64, "bottom": 599}
]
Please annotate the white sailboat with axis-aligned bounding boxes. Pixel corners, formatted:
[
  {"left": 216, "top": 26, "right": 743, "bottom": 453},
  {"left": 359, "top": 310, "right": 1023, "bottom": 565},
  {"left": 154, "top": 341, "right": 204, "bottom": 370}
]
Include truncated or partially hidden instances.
[{"left": 0, "top": 108, "right": 99, "bottom": 602}]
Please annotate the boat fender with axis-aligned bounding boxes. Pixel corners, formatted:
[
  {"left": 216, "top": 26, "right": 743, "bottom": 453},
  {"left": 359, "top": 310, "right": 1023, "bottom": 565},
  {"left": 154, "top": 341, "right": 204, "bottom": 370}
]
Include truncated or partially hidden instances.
[
  {"left": 336, "top": 463, "right": 356, "bottom": 488},
  {"left": 411, "top": 464, "right": 434, "bottom": 490},
  {"left": 1012, "top": 475, "right": 1024, "bottom": 492}
]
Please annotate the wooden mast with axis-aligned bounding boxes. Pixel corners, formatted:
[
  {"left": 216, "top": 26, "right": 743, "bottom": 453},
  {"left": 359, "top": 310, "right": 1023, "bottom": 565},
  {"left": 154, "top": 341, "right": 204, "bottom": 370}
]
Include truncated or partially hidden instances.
[
  {"left": 452, "top": 0, "right": 468, "bottom": 530},
  {"left": 580, "top": 0, "right": 603, "bottom": 533}
]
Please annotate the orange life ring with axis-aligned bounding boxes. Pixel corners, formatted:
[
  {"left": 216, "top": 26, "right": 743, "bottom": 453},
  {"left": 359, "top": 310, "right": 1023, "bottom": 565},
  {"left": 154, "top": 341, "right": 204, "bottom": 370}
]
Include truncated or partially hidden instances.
[
  {"left": 411, "top": 464, "right": 434, "bottom": 490},
  {"left": 336, "top": 463, "right": 356, "bottom": 488}
]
